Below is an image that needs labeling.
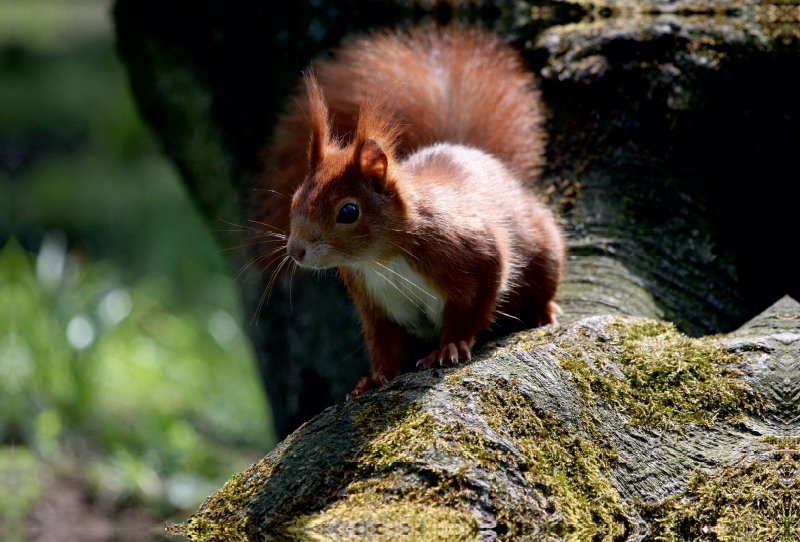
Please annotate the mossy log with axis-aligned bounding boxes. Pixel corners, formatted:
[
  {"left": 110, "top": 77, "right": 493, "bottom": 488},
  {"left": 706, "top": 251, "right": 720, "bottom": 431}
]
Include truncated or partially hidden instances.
[{"left": 169, "top": 296, "right": 799, "bottom": 541}]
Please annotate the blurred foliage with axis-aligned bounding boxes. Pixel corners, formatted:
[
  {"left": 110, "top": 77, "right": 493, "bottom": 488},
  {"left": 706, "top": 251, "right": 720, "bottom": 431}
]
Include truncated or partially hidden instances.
[
  {"left": 0, "top": 3, "right": 276, "bottom": 537},
  {"left": 0, "top": 0, "right": 112, "bottom": 53},
  {"left": 0, "top": 42, "right": 237, "bottom": 306},
  {"left": 0, "top": 237, "right": 272, "bottom": 514}
]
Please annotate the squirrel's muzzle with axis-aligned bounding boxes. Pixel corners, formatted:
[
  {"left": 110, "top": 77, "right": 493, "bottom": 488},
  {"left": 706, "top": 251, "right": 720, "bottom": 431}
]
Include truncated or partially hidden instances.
[{"left": 287, "top": 239, "right": 306, "bottom": 265}]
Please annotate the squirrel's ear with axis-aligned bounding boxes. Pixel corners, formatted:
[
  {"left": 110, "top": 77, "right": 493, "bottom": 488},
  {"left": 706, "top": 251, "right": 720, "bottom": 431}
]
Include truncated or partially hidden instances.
[
  {"left": 359, "top": 139, "right": 388, "bottom": 188},
  {"left": 304, "top": 72, "right": 329, "bottom": 170}
]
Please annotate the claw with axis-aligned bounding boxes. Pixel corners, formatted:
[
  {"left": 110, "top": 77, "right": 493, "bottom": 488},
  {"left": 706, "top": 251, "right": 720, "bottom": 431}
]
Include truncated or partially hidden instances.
[
  {"left": 346, "top": 375, "right": 388, "bottom": 401},
  {"left": 417, "top": 349, "right": 439, "bottom": 368},
  {"left": 458, "top": 341, "right": 471, "bottom": 361},
  {"left": 345, "top": 388, "right": 362, "bottom": 402},
  {"left": 417, "top": 341, "right": 472, "bottom": 370}
]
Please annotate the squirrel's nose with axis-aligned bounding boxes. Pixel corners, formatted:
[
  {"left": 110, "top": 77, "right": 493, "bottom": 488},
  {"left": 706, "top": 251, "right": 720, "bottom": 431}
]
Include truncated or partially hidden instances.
[{"left": 287, "top": 241, "right": 306, "bottom": 263}]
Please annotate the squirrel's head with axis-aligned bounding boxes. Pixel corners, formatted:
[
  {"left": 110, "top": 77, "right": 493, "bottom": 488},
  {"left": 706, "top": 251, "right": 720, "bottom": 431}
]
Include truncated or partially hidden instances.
[{"left": 287, "top": 73, "right": 404, "bottom": 269}]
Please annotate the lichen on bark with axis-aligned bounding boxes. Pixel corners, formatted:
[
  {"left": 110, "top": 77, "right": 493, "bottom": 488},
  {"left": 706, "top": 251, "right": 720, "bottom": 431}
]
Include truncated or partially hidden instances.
[
  {"left": 169, "top": 297, "right": 800, "bottom": 541},
  {"left": 648, "top": 438, "right": 800, "bottom": 541}
]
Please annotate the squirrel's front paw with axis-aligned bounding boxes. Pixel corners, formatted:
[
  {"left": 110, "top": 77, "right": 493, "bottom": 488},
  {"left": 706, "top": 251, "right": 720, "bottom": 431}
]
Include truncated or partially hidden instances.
[
  {"left": 416, "top": 341, "right": 471, "bottom": 368},
  {"left": 345, "top": 375, "right": 389, "bottom": 401}
]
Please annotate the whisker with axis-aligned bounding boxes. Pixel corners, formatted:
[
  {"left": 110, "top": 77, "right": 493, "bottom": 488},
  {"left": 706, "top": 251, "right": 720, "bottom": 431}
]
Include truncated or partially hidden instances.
[
  {"left": 233, "top": 244, "right": 287, "bottom": 286},
  {"left": 388, "top": 241, "right": 418, "bottom": 261},
  {"left": 218, "top": 221, "right": 288, "bottom": 250},
  {"left": 320, "top": 246, "right": 435, "bottom": 309},
  {"left": 369, "top": 259, "right": 436, "bottom": 299},
  {"left": 217, "top": 239, "right": 287, "bottom": 253},
  {"left": 264, "top": 244, "right": 290, "bottom": 258},
  {"left": 219, "top": 219, "right": 264, "bottom": 233},
  {"left": 217, "top": 226, "right": 286, "bottom": 237},
  {"left": 251, "top": 254, "right": 291, "bottom": 325},
  {"left": 244, "top": 230, "right": 287, "bottom": 239},
  {"left": 244, "top": 236, "right": 287, "bottom": 244},
  {"left": 233, "top": 252, "right": 272, "bottom": 283},
  {"left": 366, "top": 263, "right": 431, "bottom": 313},
  {"left": 495, "top": 310, "right": 525, "bottom": 325},
  {"left": 235, "top": 253, "right": 270, "bottom": 301},
  {"left": 247, "top": 219, "right": 286, "bottom": 234},
  {"left": 266, "top": 255, "right": 291, "bottom": 300},
  {"left": 289, "top": 260, "right": 297, "bottom": 314},
  {"left": 251, "top": 285, "right": 269, "bottom": 326},
  {"left": 390, "top": 227, "right": 424, "bottom": 237},
  {"left": 339, "top": 343, "right": 366, "bottom": 364},
  {"left": 255, "top": 248, "right": 292, "bottom": 276},
  {"left": 252, "top": 188, "right": 290, "bottom": 200},
  {"left": 366, "top": 265, "right": 413, "bottom": 308},
  {"left": 262, "top": 161, "right": 293, "bottom": 187}
]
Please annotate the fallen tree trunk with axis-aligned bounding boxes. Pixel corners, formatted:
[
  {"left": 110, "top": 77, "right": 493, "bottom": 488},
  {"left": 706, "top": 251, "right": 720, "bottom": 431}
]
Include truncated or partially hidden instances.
[{"left": 170, "top": 296, "right": 799, "bottom": 541}]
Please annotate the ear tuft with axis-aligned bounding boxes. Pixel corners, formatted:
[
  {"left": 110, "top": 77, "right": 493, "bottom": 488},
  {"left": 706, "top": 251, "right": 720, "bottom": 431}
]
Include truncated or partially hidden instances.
[
  {"left": 359, "top": 139, "right": 388, "bottom": 187},
  {"left": 304, "top": 71, "right": 329, "bottom": 170},
  {"left": 351, "top": 92, "right": 399, "bottom": 190}
]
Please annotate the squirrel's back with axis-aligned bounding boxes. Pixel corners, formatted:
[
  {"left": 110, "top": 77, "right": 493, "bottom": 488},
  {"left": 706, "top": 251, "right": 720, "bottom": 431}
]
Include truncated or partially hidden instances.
[{"left": 258, "top": 26, "right": 545, "bottom": 232}]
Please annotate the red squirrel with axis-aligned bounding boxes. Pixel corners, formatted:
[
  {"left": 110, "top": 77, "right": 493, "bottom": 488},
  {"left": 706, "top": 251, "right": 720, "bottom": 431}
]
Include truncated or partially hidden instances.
[{"left": 265, "top": 27, "right": 564, "bottom": 400}]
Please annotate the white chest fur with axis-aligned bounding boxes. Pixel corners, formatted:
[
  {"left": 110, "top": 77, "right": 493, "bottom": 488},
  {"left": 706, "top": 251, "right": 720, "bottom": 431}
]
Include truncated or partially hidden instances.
[{"left": 355, "top": 256, "right": 445, "bottom": 340}]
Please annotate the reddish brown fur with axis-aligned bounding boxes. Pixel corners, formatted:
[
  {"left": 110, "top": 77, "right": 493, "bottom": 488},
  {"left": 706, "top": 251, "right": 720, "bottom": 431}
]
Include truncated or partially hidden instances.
[
  {"left": 256, "top": 26, "right": 545, "bottom": 233},
  {"left": 257, "top": 26, "right": 564, "bottom": 400}
]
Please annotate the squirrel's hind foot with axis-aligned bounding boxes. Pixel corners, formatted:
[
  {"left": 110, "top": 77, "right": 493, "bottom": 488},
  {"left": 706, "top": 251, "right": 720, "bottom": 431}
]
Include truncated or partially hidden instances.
[
  {"left": 416, "top": 341, "right": 471, "bottom": 369},
  {"left": 346, "top": 375, "right": 389, "bottom": 401},
  {"left": 540, "top": 301, "right": 562, "bottom": 326}
]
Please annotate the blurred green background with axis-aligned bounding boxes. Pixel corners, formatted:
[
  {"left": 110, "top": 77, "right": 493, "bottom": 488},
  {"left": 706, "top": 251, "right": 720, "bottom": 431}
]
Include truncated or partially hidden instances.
[{"left": 0, "top": 1, "right": 276, "bottom": 540}]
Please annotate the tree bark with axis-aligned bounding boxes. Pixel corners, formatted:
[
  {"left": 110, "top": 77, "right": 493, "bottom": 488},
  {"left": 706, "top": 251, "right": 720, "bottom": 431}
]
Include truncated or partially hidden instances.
[
  {"left": 114, "top": 0, "right": 800, "bottom": 437},
  {"left": 168, "top": 296, "right": 800, "bottom": 541},
  {"left": 114, "top": 0, "right": 800, "bottom": 440},
  {"left": 114, "top": 0, "right": 800, "bottom": 538}
]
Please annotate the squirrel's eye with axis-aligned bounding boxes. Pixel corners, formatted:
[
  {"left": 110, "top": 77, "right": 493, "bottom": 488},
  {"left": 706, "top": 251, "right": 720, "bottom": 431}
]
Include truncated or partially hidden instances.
[{"left": 337, "top": 203, "right": 359, "bottom": 224}]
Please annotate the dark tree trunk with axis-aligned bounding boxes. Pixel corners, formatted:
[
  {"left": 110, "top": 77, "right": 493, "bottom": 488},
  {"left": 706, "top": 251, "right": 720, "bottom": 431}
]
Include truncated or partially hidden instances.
[{"left": 113, "top": 0, "right": 800, "bottom": 438}]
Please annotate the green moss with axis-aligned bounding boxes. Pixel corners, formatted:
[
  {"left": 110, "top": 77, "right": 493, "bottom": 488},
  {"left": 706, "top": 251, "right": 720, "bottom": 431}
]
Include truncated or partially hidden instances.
[
  {"left": 348, "top": 375, "right": 630, "bottom": 540},
  {"left": 172, "top": 316, "right": 768, "bottom": 541},
  {"left": 648, "top": 438, "right": 800, "bottom": 541},
  {"left": 258, "top": 370, "right": 630, "bottom": 541},
  {"left": 479, "top": 326, "right": 556, "bottom": 358},
  {"left": 356, "top": 407, "right": 437, "bottom": 473},
  {"left": 557, "top": 318, "right": 763, "bottom": 432},
  {"left": 286, "top": 501, "right": 478, "bottom": 542},
  {"left": 171, "top": 457, "right": 276, "bottom": 540},
  {"left": 258, "top": 399, "right": 481, "bottom": 541},
  {"left": 468, "top": 378, "right": 628, "bottom": 541}
]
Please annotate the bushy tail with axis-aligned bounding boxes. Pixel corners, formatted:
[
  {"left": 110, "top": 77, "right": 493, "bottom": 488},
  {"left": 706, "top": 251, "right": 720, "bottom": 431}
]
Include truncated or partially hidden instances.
[
  {"left": 255, "top": 26, "right": 544, "bottom": 232},
  {"left": 314, "top": 26, "right": 544, "bottom": 181}
]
